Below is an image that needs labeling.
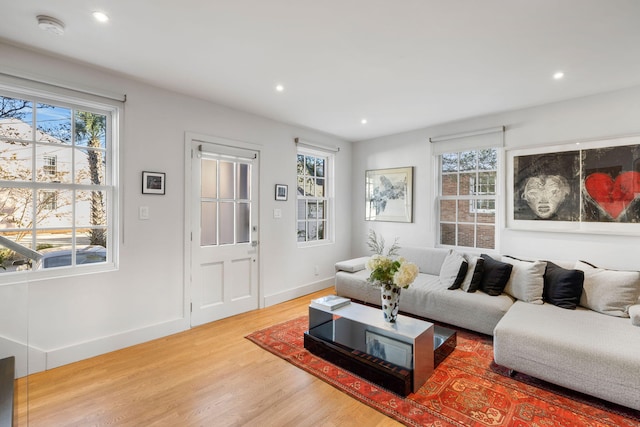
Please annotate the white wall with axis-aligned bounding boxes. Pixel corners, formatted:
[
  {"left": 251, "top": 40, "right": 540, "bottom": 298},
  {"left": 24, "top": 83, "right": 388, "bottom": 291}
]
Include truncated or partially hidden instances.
[
  {"left": 0, "top": 42, "right": 352, "bottom": 371},
  {"left": 352, "top": 85, "right": 640, "bottom": 271}
]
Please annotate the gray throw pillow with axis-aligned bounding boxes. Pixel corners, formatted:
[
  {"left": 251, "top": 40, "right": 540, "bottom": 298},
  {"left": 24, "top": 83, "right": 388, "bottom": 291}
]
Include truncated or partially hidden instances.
[
  {"left": 575, "top": 260, "right": 640, "bottom": 317},
  {"left": 440, "top": 250, "right": 468, "bottom": 289},
  {"left": 502, "top": 256, "right": 546, "bottom": 304}
]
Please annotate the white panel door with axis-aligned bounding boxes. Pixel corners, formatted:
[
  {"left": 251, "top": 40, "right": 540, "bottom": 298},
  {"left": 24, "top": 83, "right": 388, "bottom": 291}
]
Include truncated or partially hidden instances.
[{"left": 189, "top": 139, "right": 259, "bottom": 326}]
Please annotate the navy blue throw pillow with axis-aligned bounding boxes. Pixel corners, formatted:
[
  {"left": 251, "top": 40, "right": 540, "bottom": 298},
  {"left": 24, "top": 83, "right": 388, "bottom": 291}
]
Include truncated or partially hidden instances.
[
  {"left": 479, "top": 254, "right": 513, "bottom": 296},
  {"left": 543, "top": 261, "right": 584, "bottom": 309}
]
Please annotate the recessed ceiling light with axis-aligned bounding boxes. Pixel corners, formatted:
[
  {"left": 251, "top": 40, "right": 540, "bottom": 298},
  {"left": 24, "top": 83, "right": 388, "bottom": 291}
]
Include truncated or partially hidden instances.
[
  {"left": 275, "top": 84, "right": 284, "bottom": 92},
  {"left": 37, "top": 15, "right": 65, "bottom": 35},
  {"left": 361, "top": 119, "right": 368, "bottom": 124},
  {"left": 92, "top": 11, "right": 110, "bottom": 22},
  {"left": 553, "top": 71, "right": 565, "bottom": 80}
]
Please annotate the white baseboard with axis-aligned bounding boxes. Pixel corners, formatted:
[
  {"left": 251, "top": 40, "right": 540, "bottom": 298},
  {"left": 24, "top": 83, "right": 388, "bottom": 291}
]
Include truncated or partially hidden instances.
[
  {"left": 45, "top": 317, "right": 189, "bottom": 371},
  {"left": 263, "top": 276, "right": 334, "bottom": 307},
  {"left": 8, "top": 278, "right": 335, "bottom": 375}
]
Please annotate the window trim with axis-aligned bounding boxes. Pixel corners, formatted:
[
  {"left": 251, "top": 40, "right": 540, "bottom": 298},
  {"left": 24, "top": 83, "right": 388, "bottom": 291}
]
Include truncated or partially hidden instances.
[
  {"left": 434, "top": 147, "right": 503, "bottom": 252},
  {"left": 0, "top": 83, "right": 121, "bottom": 284},
  {"left": 296, "top": 146, "right": 335, "bottom": 248}
]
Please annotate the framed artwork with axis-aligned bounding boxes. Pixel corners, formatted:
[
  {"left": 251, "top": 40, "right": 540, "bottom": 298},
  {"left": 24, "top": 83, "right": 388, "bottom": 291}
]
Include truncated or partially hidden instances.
[
  {"left": 365, "top": 167, "right": 413, "bottom": 222},
  {"left": 365, "top": 330, "right": 413, "bottom": 368},
  {"left": 275, "top": 184, "right": 288, "bottom": 201},
  {"left": 507, "top": 135, "right": 640, "bottom": 234},
  {"left": 142, "top": 171, "right": 165, "bottom": 195}
]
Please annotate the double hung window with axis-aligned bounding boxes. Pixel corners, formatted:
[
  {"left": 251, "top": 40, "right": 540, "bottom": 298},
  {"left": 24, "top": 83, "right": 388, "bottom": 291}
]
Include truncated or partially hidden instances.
[
  {"left": 296, "top": 148, "right": 333, "bottom": 245},
  {"left": 0, "top": 87, "right": 119, "bottom": 277},
  {"left": 433, "top": 128, "right": 503, "bottom": 251},
  {"left": 438, "top": 149, "right": 498, "bottom": 249}
]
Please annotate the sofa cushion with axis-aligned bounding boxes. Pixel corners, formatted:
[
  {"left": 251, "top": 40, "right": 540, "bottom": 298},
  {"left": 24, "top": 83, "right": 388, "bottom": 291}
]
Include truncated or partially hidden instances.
[
  {"left": 397, "top": 247, "right": 449, "bottom": 276},
  {"left": 335, "top": 257, "right": 369, "bottom": 273},
  {"left": 630, "top": 305, "right": 640, "bottom": 327},
  {"left": 543, "top": 262, "right": 584, "bottom": 309},
  {"left": 575, "top": 261, "right": 640, "bottom": 317},
  {"left": 440, "top": 250, "right": 468, "bottom": 289},
  {"left": 461, "top": 256, "right": 484, "bottom": 292},
  {"left": 480, "top": 254, "right": 513, "bottom": 296},
  {"left": 494, "top": 301, "right": 640, "bottom": 411},
  {"left": 501, "top": 257, "right": 546, "bottom": 304}
]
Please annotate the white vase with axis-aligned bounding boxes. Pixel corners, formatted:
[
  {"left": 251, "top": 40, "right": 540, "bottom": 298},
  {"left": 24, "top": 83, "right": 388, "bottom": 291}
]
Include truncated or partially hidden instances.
[{"left": 381, "top": 283, "right": 401, "bottom": 322}]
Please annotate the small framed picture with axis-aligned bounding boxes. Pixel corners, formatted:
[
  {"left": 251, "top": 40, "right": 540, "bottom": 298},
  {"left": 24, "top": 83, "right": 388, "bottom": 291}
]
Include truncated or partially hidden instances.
[
  {"left": 275, "top": 184, "right": 288, "bottom": 201},
  {"left": 365, "top": 330, "right": 413, "bottom": 368},
  {"left": 142, "top": 171, "right": 166, "bottom": 195}
]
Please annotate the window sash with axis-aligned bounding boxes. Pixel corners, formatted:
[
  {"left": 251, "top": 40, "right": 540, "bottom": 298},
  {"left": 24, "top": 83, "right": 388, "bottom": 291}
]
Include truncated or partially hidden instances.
[
  {"left": 0, "top": 86, "right": 119, "bottom": 280},
  {"left": 436, "top": 147, "right": 500, "bottom": 251},
  {"left": 296, "top": 148, "right": 333, "bottom": 245}
]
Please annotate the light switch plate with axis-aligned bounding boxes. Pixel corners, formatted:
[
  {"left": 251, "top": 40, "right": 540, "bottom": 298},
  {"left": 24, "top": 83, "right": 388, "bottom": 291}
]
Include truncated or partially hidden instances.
[
  {"left": 273, "top": 208, "right": 282, "bottom": 219},
  {"left": 139, "top": 206, "right": 150, "bottom": 220}
]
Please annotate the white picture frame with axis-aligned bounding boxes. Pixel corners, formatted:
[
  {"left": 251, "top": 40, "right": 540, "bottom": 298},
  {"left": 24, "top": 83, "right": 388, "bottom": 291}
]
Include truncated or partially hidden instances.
[
  {"left": 365, "top": 330, "right": 413, "bottom": 369},
  {"left": 506, "top": 135, "right": 640, "bottom": 235},
  {"left": 365, "top": 167, "right": 413, "bottom": 222},
  {"left": 142, "top": 171, "right": 165, "bottom": 195}
]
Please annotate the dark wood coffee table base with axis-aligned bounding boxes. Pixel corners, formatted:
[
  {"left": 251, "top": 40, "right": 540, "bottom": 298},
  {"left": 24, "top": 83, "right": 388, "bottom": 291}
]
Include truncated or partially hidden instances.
[
  {"left": 304, "top": 332, "right": 413, "bottom": 395},
  {"left": 304, "top": 325, "right": 457, "bottom": 396}
]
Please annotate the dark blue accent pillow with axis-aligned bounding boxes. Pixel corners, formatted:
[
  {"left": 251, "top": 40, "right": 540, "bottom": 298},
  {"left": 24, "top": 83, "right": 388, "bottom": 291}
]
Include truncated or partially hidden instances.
[
  {"left": 479, "top": 254, "right": 513, "bottom": 296},
  {"left": 543, "top": 261, "right": 584, "bottom": 309},
  {"left": 465, "top": 257, "right": 485, "bottom": 293}
]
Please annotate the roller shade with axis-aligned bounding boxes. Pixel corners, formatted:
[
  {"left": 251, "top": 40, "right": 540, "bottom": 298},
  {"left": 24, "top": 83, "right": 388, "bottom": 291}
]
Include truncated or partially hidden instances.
[{"left": 430, "top": 126, "right": 504, "bottom": 155}]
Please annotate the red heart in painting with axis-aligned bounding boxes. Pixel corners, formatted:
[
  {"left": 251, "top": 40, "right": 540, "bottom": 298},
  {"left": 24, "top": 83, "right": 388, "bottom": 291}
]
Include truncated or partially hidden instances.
[{"left": 584, "top": 171, "right": 640, "bottom": 220}]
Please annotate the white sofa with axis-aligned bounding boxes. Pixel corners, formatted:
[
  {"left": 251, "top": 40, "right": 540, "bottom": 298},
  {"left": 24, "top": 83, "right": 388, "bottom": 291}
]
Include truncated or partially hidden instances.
[
  {"left": 334, "top": 246, "right": 640, "bottom": 411},
  {"left": 335, "top": 247, "right": 514, "bottom": 335}
]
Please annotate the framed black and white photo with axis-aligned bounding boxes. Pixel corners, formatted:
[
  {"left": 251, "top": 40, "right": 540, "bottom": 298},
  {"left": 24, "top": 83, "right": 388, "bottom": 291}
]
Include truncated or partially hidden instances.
[
  {"left": 365, "top": 167, "right": 413, "bottom": 222},
  {"left": 507, "top": 135, "right": 640, "bottom": 234},
  {"left": 365, "top": 330, "right": 413, "bottom": 368},
  {"left": 275, "top": 184, "right": 288, "bottom": 201},
  {"left": 142, "top": 171, "right": 165, "bottom": 195}
]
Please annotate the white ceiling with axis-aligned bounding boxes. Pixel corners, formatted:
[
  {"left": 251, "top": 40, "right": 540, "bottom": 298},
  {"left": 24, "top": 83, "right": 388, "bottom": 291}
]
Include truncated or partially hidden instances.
[{"left": 2, "top": 1, "right": 640, "bottom": 142}]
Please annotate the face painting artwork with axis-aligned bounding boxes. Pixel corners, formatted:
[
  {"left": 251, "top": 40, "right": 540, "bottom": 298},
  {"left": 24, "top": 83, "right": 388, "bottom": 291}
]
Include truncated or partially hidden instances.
[{"left": 522, "top": 175, "right": 571, "bottom": 219}]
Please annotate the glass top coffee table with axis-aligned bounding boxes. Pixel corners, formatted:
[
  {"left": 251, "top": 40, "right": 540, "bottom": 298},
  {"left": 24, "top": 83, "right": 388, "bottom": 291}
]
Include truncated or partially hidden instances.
[{"left": 304, "top": 299, "right": 456, "bottom": 395}]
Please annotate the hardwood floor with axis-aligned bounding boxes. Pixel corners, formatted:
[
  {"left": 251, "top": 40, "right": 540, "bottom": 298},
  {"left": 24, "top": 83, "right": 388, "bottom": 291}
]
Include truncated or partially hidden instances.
[{"left": 15, "top": 288, "right": 402, "bottom": 427}]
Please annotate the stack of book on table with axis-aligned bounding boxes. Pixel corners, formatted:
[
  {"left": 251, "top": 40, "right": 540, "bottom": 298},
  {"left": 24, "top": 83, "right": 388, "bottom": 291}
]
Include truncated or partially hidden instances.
[{"left": 311, "top": 295, "right": 351, "bottom": 311}]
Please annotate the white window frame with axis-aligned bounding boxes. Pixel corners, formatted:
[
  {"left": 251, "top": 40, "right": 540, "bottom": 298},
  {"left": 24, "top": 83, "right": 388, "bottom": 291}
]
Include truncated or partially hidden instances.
[
  {"left": 42, "top": 154, "right": 57, "bottom": 176},
  {"left": 0, "top": 82, "right": 121, "bottom": 283},
  {"left": 436, "top": 148, "right": 503, "bottom": 251},
  {"left": 296, "top": 146, "right": 334, "bottom": 247},
  {"left": 431, "top": 127, "right": 504, "bottom": 252},
  {"left": 468, "top": 173, "right": 497, "bottom": 214}
]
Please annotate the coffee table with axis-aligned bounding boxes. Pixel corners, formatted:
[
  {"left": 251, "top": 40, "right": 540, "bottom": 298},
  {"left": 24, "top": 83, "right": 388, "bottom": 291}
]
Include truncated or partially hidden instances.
[{"left": 304, "top": 300, "right": 456, "bottom": 395}]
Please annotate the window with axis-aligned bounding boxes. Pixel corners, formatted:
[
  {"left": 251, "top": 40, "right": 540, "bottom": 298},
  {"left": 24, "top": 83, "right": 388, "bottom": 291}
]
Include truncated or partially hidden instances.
[
  {"left": 437, "top": 148, "right": 498, "bottom": 250},
  {"left": 296, "top": 148, "right": 333, "bottom": 244},
  {"left": 43, "top": 154, "right": 57, "bottom": 176},
  {"left": 200, "top": 154, "right": 253, "bottom": 247},
  {"left": 0, "top": 89, "right": 118, "bottom": 277}
]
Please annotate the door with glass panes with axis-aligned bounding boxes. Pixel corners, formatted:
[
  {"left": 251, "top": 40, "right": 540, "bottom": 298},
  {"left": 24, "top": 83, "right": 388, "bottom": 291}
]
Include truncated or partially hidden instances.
[{"left": 189, "top": 139, "right": 259, "bottom": 326}]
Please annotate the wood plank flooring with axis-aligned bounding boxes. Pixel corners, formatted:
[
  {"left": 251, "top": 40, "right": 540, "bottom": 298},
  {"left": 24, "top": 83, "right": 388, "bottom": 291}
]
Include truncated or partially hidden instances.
[{"left": 15, "top": 288, "right": 401, "bottom": 427}]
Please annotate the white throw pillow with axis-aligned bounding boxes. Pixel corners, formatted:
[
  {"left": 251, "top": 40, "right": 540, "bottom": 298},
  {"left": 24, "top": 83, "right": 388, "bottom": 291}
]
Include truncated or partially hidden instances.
[
  {"left": 502, "top": 257, "right": 546, "bottom": 304},
  {"left": 440, "top": 250, "right": 468, "bottom": 289},
  {"left": 575, "top": 261, "right": 640, "bottom": 318},
  {"left": 630, "top": 305, "right": 640, "bottom": 327}
]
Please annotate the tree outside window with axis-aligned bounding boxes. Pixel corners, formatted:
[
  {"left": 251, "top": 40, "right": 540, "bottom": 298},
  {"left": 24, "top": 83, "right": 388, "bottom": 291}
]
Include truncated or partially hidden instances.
[{"left": 0, "top": 93, "right": 113, "bottom": 273}]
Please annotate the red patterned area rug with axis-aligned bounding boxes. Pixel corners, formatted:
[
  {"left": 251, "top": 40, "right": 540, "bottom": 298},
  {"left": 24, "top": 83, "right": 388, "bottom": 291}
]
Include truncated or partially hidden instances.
[{"left": 246, "top": 316, "right": 640, "bottom": 427}]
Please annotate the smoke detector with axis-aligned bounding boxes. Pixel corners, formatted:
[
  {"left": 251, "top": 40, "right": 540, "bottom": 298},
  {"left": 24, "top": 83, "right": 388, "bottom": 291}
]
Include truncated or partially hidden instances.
[{"left": 37, "top": 15, "right": 65, "bottom": 35}]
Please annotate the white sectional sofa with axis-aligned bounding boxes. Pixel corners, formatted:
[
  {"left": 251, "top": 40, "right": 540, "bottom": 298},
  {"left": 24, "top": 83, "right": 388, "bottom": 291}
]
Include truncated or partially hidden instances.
[
  {"left": 334, "top": 246, "right": 640, "bottom": 411},
  {"left": 335, "top": 247, "right": 514, "bottom": 335}
]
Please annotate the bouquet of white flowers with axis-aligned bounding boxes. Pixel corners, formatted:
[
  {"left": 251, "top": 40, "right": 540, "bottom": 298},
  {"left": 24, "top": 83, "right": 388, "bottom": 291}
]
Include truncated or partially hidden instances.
[{"left": 366, "top": 230, "right": 418, "bottom": 289}]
